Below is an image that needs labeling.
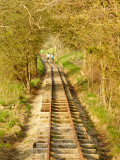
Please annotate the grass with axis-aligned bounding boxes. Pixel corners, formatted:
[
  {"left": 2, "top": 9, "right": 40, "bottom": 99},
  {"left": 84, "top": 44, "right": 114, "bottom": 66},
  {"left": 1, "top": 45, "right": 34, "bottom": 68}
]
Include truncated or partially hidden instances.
[
  {"left": 56, "top": 51, "right": 83, "bottom": 77},
  {"left": 0, "top": 111, "right": 9, "bottom": 122},
  {"left": 84, "top": 92, "right": 120, "bottom": 156},
  {"left": 0, "top": 81, "right": 24, "bottom": 106},
  {"left": 62, "top": 60, "right": 80, "bottom": 75},
  {"left": 0, "top": 108, "right": 22, "bottom": 149},
  {"left": 37, "top": 57, "right": 44, "bottom": 75},
  {"left": 0, "top": 101, "right": 6, "bottom": 106},
  {"left": 6, "top": 118, "right": 20, "bottom": 128},
  {"left": 30, "top": 57, "right": 43, "bottom": 89},
  {"left": 57, "top": 51, "right": 83, "bottom": 63},
  {"left": 77, "top": 77, "right": 88, "bottom": 90},
  {"left": 30, "top": 78, "right": 41, "bottom": 88},
  {"left": 0, "top": 130, "right": 5, "bottom": 137},
  {"left": 0, "top": 109, "right": 21, "bottom": 128},
  {"left": 0, "top": 143, "right": 11, "bottom": 148},
  {"left": 19, "top": 95, "right": 27, "bottom": 104}
]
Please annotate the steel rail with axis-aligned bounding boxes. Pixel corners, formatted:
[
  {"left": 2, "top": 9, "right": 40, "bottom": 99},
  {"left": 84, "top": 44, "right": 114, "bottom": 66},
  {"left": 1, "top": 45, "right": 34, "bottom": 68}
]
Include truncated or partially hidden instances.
[
  {"left": 57, "top": 65, "right": 85, "bottom": 160},
  {"left": 47, "top": 64, "right": 53, "bottom": 160}
]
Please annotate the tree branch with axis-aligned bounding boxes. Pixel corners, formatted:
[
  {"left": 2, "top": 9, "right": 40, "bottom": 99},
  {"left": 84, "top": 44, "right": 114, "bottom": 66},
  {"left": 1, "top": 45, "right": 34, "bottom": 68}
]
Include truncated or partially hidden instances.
[{"left": 22, "top": 5, "right": 32, "bottom": 28}]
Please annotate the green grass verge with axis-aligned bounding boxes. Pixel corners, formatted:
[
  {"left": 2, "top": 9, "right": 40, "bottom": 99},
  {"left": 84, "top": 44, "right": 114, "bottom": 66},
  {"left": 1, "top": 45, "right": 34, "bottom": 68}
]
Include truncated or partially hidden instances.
[
  {"left": 84, "top": 92, "right": 120, "bottom": 156},
  {"left": 57, "top": 51, "right": 83, "bottom": 64},
  {"left": 62, "top": 60, "right": 80, "bottom": 75},
  {"left": 37, "top": 57, "right": 44, "bottom": 75},
  {"left": 57, "top": 51, "right": 83, "bottom": 76},
  {"left": 30, "top": 57, "right": 43, "bottom": 89},
  {"left": 0, "top": 110, "right": 9, "bottom": 122},
  {"left": 30, "top": 78, "right": 41, "bottom": 88},
  {"left": 0, "top": 82, "right": 24, "bottom": 106}
]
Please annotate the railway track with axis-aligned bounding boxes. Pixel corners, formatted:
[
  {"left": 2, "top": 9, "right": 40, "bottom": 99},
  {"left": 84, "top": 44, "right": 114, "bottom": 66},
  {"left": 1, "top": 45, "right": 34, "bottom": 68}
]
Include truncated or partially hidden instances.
[{"left": 32, "top": 62, "right": 99, "bottom": 160}]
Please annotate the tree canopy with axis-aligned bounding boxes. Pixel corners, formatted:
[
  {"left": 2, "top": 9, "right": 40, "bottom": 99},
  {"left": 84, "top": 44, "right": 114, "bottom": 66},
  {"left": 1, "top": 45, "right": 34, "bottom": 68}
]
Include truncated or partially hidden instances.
[{"left": 0, "top": 0, "right": 120, "bottom": 109}]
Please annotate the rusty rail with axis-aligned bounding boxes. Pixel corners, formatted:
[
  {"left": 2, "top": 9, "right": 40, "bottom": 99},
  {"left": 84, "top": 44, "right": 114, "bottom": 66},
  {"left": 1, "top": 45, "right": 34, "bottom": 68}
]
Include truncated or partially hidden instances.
[
  {"left": 47, "top": 62, "right": 85, "bottom": 160},
  {"left": 57, "top": 65, "right": 85, "bottom": 160},
  {"left": 47, "top": 64, "right": 52, "bottom": 160}
]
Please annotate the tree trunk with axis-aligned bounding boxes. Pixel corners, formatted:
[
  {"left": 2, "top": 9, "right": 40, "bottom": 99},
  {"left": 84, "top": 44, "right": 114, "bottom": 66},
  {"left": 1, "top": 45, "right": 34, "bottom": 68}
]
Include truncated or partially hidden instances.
[
  {"left": 100, "top": 61, "right": 107, "bottom": 107},
  {"left": 26, "top": 57, "right": 31, "bottom": 93},
  {"left": 108, "top": 79, "right": 112, "bottom": 111}
]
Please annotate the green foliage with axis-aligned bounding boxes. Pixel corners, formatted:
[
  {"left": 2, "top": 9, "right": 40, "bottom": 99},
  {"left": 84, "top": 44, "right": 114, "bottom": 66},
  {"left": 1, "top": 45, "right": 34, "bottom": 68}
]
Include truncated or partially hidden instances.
[
  {"left": 37, "top": 58, "right": 44, "bottom": 75},
  {"left": 77, "top": 77, "right": 88, "bottom": 90},
  {"left": 87, "top": 47, "right": 100, "bottom": 54},
  {"left": 0, "top": 143, "right": 11, "bottom": 148},
  {"left": 0, "top": 81, "right": 25, "bottom": 106},
  {"left": 0, "top": 130, "right": 5, "bottom": 137},
  {"left": 57, "top": 51, "right": 83, "bottom": 64},
  {"left": 0, "top": 111, "right": 9, "bottom": 122},
  {"left": 57, "top": 53, "right": 74, "bottom": 62},
  {"left": 0, "top": 101, "right": 6, "bottom": 106},
  {"left": 84, "top": 92, "right": 120, "bottom": 155},
  {"left": 62, "top": 60, "right": 80, "bottom": 75},
  {"left": 19, "top": 95, "right": 27, "bottom": 104},
  {"left": 30, "top": 78, "right": 41, "bottom": 88},
  {"left": 26, "top": 104, "right": 32, "bottom": 112},
  {"left": 6, "top": 118, "right": 20, "bottom": 128},
  {"left": 16, "top": 131, "right": 24, "bottom": 138}
]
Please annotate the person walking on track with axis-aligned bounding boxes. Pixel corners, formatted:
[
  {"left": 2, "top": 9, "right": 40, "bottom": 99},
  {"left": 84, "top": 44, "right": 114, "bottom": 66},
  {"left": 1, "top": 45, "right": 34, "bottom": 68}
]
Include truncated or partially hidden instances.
[
  {"left": 47, "top": 53, "right": 50, "bottom": 61},
  {"left": 51, "top": 53, "right": 54, "bottom": 61}
]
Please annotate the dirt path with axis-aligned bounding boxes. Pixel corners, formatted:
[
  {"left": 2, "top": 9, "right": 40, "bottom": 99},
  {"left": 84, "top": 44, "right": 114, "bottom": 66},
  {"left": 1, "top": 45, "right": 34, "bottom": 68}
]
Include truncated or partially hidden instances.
[
  {"left": 12, "top": 76, "right": 47, "bottom": 160},
  {"left": 16, "top": 90, "right": 42, "bottom": 160}
]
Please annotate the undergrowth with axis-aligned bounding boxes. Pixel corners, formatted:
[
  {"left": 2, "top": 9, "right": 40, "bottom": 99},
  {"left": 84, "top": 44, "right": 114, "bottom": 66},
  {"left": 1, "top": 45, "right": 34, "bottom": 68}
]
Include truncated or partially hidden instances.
[
  {"left": 84, "top": 92, "right": 120, "bottom": 156},
  {"left": 0, "top": 57, "right": 43, "bottom": 149},
  {"left": 30, "top": 78, "right": 41, "bottom": 88},
  {"left": 0, "top": 82, "right": 24, "bottom": 106}
]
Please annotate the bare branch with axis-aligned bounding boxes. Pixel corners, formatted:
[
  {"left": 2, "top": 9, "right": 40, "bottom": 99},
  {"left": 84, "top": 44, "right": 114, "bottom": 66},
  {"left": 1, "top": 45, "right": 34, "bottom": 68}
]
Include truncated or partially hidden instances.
[
  {"left": 22, "top": 5, "right": 32, "bottom": 27},
  {"left": 35, "top": 6, "right": 47, "bottom": 13},
  {"left": 44, "top": 0, "right": 56, "bottom": 6},
  {"left": 0, "top": 25, "right": 9, "bottom": 28}
]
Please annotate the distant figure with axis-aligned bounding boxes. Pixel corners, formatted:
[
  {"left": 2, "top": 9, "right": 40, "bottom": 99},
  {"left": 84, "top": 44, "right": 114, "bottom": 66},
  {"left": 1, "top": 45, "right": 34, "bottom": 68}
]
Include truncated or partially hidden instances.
[
  {"left": 47, "top": 53, "right": 50, "bottom": 61},
  {"left": 41, "top": 50, "right": 43, "bottom": 55},
  {"left": 51, "top": 53, "right": 54, "bottom": 61}
]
